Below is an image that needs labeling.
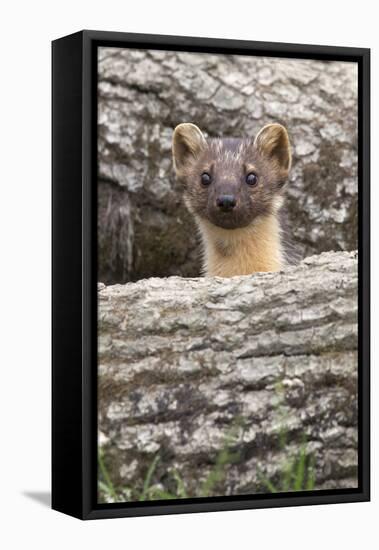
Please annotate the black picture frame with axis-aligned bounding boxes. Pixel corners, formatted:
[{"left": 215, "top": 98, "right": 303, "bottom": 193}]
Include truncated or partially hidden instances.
[{"left": 52, "top": 30, "right": 370, "bottom": 520}]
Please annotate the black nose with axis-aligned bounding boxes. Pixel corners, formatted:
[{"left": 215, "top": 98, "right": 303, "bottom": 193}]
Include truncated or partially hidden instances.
[{"left": 216, "top": 195, "right": 236, "bottom": 211}]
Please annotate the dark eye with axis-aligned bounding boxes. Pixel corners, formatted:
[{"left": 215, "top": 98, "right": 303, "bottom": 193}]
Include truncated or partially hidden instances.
[
  {"left": 201, "top": 172, "right": 212, "bottom": 186},
  {"left": 246, "top": 172, "right": 258, "bottom": 186}
]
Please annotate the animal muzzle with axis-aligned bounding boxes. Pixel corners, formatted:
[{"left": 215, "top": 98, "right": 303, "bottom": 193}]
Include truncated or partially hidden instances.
[{"left": 216, "top": 194, "right": 237, "bottom": 212}]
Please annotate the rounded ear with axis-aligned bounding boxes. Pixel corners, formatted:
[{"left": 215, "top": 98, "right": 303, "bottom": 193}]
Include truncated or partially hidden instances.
[
  {"left": 254, "top": 123, "right": 292, "bottom": 174},
  {"left": 172, "top": 123, "right": 206, "bottom": 172}
]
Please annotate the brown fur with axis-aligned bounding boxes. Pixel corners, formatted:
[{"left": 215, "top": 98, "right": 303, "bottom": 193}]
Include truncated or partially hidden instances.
[{"left": 172, "top": 123, "right": 293, "bottom": 277}]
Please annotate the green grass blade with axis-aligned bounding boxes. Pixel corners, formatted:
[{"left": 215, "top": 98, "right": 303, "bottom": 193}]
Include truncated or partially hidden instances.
[
  {"left": 150, "top": 488, "right": 177, "bottom": 500},
  {"left": 306, "top": 455, "right": 316, "bottom": 490},
  {"left": 98, "top": 450, "right": 118, "bottom": 502},
  {"left": 140, "top": 455, "right": 160, "bottom": 501},
  {"left": 262, "top": 477, "right": 278, "bottom": 493},
  {"left": 281, "top": 459, "right": 293, "bottom": 492},
  {"left": 293, "top": 445, "right": 307, "bottom": 491},
  {"left": 257, "top": 467, "right": 278, "bottom": 493},
  {"left": 172, "top": 469, "right": 188, "bottom": 498}
]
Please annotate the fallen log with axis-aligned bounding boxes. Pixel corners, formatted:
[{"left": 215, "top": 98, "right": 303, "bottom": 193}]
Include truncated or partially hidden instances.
[{"left": 98, "top": 251, "right": 358, "bottom": 502}]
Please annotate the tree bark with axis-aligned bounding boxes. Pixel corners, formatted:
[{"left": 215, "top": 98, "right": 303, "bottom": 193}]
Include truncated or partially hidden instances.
[
  {"left": 98, "top": 48, "right": 358, "bottom": 284},
  {"left": 98, "top": 251, "right": 358, "bottom": 502}
]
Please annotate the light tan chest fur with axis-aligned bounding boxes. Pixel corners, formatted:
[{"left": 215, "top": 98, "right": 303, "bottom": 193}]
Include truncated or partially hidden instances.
[{"left": 198, "top": 215, "right": 284, "bottom": 277}]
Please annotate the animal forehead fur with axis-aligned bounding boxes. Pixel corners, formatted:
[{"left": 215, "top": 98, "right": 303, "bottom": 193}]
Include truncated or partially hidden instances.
[
  {"left": 179, "top": 136, "right": 287, "bottom": 184},
  {"left": 205, "top": 138, "right": 253, "bottom": 165},
  {"left": 210, "top": 137, "right": 250, "bottom": 154}
]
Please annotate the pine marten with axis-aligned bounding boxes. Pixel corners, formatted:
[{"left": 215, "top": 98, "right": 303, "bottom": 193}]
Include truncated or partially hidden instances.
[{"left": 172, "top": 122, "right": 297, "bottom": 277}]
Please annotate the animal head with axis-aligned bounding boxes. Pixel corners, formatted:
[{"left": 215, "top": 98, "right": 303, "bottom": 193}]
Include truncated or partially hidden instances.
[{"left": 172, "top": 123, "right": 291, "bottom": 230}]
